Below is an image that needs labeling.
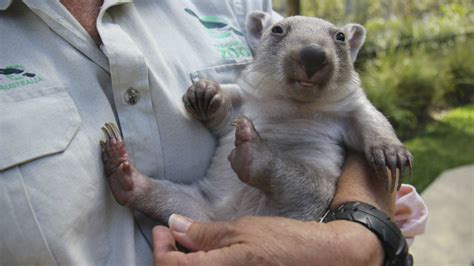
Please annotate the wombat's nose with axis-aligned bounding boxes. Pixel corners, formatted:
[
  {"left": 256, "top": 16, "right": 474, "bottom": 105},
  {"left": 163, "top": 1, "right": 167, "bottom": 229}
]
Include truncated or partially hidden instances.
[{"left": 300, "top": 45, "right": 327, "bottom": 78}]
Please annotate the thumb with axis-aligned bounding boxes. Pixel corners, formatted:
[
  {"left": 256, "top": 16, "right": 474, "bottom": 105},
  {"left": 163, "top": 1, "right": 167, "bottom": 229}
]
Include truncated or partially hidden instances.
[{"left": 168, "top": 214, "right": 237, "bottom": 251}]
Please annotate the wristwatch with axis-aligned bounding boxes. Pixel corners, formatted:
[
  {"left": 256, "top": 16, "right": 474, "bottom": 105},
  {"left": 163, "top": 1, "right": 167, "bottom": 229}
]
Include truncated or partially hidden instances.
[{"left": 321, "top": 201, "right": 413, "bottom": 266}]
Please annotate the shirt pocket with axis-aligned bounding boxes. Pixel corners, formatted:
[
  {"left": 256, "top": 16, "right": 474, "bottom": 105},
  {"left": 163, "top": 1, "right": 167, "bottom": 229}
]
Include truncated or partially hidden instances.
[
  {"left": 0, "top": 85, "right": 81, "bottom": 171},
  {"left": 0, "top": 85, "right": 81, "bottom": 265},
  {"left": 0, "top": 85, "right": 112, "bottom": 265},
  {"left": 189, "top": 59, "right": 252, "bottom": 85}
]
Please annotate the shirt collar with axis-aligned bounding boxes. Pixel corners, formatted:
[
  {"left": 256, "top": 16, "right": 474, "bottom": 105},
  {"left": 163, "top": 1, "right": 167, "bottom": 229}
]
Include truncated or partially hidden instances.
[
  {"left": 101, "top": 0, "right": 132, "bottom": 11},
  {"left": 0, "top": 0, "right": 132, "bottom": 11}
]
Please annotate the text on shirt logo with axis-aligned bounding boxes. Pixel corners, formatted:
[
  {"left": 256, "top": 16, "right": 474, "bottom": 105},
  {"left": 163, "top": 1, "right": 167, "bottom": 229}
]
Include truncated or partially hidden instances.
[
  {"left": 184, "top": 8, "right": 252, "bottom": 60},
  {"left": 0, "top": 64, "right": 44, "bottom": 90}
]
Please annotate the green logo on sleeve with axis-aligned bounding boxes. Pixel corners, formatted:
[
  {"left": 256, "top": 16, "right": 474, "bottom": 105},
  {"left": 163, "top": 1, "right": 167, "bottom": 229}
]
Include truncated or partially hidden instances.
[
  {"left": 185, "top": 8, "right": 252, "bottom": 60},
  {"left": 0, "top": 65, "right": 44, "bottom": 90}
]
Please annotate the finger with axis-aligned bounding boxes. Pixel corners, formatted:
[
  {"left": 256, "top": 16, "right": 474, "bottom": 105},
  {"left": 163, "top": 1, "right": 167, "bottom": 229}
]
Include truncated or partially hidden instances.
[
  {"left": 153, "top": 226, "right": 188, "bottom": 266},
  {"left": 155, "top": 244, "right": 238, "bottom": 266},
  {"left": 153, "top": 226, "right": 178, "bottom": 255},
  {"left": 168, "top": 214, "right": 237, "bottom": 251}
]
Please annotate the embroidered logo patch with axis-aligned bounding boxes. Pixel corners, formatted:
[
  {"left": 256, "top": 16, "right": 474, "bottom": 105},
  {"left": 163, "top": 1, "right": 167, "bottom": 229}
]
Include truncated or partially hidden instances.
[
  {"left": 0, "top": 64, "right": 44, "bottom": 90},
  {"left": 185, "top": 8, "right": 252, "bottom": 60}
]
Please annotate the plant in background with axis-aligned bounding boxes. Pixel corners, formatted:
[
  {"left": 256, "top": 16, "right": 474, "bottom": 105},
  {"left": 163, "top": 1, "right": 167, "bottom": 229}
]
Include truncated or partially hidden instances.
[
  {"left": 361, "top": 48, "right": 455, "bottom": 139},
  {"left": 445, "top": 39, "right": 474, "bottom": 105}
]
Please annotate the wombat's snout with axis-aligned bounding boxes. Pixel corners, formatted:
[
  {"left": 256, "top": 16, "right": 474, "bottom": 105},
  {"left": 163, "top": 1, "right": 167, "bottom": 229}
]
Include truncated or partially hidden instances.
[{"left": 300, "top": 45, "right": 327, "bottom": 78}]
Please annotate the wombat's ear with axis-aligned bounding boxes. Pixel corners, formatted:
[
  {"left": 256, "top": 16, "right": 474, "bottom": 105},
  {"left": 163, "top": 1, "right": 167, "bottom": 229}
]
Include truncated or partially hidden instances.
[
  {"left": 343, "top": 24, "right": 366, "bottom": 62},
  {"left": 246, "top": 11, "right": 273, "bottom": 53}
]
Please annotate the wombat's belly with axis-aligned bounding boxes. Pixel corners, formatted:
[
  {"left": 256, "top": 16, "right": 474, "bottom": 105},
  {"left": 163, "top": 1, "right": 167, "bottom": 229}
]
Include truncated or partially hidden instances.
[
  {"left": 198, "top": 132, "right": 271, "bottom": 220},
  {"left": 199, "top": 118, "right": 346, "bottom": 220},
  {"left": 256, "top": 118, "right": 346, "bottom": 175}
]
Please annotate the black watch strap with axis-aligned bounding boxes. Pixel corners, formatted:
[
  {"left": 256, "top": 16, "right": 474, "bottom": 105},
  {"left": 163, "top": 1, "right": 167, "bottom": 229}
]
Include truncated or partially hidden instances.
[{"left": 322, "top": 202, "right": 412, "bottom": 266}]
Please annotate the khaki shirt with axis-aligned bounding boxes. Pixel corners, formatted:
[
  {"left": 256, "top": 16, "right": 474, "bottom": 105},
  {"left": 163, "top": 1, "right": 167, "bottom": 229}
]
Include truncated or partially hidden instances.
[{"left": 0, "top": 0, "right": 274, "bottom": 264}]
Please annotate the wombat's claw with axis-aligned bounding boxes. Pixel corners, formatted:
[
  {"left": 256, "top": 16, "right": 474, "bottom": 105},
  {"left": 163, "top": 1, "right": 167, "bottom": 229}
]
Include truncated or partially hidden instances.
[
  {"left": 230, "top": 115, "right": 249, "bottom": 127},
  {"left": 100, "top": 123, "right": 128, "bottom": 178},
  {"left": 367, "top": 146, "right": 413, "bottom": 192},
  {"left": 231, "top": 115, "right": 262, "bottom": 142},
  {"left": 101, "top": 122, "right": 122, "bottom": 141}
]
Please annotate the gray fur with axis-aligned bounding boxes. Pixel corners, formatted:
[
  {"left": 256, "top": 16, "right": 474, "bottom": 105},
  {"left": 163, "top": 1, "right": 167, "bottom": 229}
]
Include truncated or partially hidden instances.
[{"left": 102, "top": 13, "right": 412, "bottom": 223}]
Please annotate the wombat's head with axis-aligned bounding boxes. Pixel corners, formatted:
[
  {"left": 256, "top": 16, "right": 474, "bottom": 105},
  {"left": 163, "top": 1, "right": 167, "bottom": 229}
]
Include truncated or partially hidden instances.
[{"left": 246, "top": 12, "right": 365, "bottom": 102}]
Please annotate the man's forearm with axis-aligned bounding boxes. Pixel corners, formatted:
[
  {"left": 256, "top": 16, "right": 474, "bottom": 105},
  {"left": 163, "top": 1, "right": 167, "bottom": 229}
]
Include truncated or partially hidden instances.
[
  {"left": 325, "top": 153, "right": 397, "bottom": 265},
  {"left": 152, "top": 153, "right": 398, "bottom": 266},
  {"left": 332, "top": 153, "right": 396, "bottom": 216}
]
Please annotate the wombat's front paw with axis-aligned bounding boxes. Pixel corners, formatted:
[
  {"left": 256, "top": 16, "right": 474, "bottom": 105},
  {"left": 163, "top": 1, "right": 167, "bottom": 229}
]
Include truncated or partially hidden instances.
[
  {"left": 182, "top": 80, "right": 227, "bottom": 121},
  {"left": 100, "top": 123, "right": 151, "bottom": 207},
  {"left": 366, "top": 142, "right": 413, "bottom": 191},
  {"left": 228, "top": 116, "right": 270, "bottom": 187}
]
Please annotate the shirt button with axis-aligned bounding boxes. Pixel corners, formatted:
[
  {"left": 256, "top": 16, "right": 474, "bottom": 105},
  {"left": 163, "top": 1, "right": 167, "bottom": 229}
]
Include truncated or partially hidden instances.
[{"left": 125, "top": 87, "right": 140, "bottom": 105}]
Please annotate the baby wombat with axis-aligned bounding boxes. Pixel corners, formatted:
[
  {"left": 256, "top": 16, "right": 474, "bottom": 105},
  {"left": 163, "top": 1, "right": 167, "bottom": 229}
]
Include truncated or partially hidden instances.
[{"left": 100, "top": 12, "right": 412, "bottom": 222}]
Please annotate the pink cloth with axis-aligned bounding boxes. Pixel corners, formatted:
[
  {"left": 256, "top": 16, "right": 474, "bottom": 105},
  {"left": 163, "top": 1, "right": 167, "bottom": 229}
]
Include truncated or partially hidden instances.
[{"left": 394, "top": 184, "right": 428, "bottom": 246}]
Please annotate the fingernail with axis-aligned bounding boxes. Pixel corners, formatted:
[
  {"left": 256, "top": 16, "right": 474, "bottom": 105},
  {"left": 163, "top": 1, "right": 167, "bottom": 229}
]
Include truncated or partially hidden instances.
[{"left": 169, "top": 214, "right": 192, "bottom": 233}]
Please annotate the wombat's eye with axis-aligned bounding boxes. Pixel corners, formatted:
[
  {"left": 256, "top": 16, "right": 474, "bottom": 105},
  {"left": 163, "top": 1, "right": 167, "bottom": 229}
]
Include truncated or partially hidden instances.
[
  {"left": 271, "top": 25, "right": 284, "bottom": 34},
  {"left": 335, "top": 32, "right": 345, "bottom": 42}
]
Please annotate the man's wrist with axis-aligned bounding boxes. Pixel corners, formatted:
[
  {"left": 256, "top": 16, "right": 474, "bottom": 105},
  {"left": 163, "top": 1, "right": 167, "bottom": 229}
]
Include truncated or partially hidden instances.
[
  {"left": 325, "top": 220, "right": 384, "bottom": 266},
  {"left": 323, "top": 202, "right": 410, "bottom": 266}
]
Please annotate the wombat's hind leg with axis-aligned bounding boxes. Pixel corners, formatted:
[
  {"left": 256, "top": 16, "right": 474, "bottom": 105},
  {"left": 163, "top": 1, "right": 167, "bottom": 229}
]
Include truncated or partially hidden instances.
[{"left": 100, "top": 123, "right": 152, "bottom": 207}]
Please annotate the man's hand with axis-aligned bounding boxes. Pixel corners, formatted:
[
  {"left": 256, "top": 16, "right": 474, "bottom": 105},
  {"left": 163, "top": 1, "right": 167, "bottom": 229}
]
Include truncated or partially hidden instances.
[
  {"left": 153, "top": 215, "right": 383, "bottom": 265},
  {"left": 153, "top": 154, "right": 392, "bottom": 265}
]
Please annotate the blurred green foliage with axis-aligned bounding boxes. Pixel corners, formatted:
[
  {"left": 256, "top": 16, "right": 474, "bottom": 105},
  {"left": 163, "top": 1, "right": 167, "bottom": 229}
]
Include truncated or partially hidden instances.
[
  {"left": 404, "top": 104, "right": 474, "bottom": 191},
  {"left": 361, "top": 38, "right": 474, "bottom": 139}
]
